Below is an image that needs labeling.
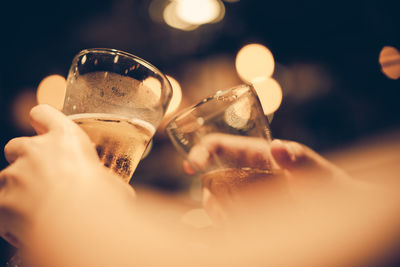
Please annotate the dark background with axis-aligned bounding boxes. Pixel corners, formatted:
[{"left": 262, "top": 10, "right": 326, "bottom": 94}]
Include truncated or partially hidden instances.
[{"left": 0, "top": 0, "right": 399, "bottom": 265}]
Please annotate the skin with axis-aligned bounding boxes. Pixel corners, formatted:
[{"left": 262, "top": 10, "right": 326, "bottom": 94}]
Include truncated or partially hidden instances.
[
  {"left": 183, "top": 133, "right": 366, "bottom": 223},
  {"left": 35, "top": 74, "right": 361, "bottom": 224},
  {"left": 0, "top": 104, "right": 137, "bottom": 265},
  {"left": 0, "top": 101, "right": 393, "bottom": 267}
]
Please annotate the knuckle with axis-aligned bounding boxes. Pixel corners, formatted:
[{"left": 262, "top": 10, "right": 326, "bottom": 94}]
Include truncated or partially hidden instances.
[
  {"left": 288, "top": 141, "right": 303, "bottom": 150},
  {"left": 288, "top": 141, "right": 304, "bottom": 153},
  {"left": 0, "top": 171, "right": 15, "bottom": 206},
  {"left": 287, "top": 141, "right": 316, "bottom": 167},
  {"left": 0, "top": 176, "right": 8, "bottom": 193}
]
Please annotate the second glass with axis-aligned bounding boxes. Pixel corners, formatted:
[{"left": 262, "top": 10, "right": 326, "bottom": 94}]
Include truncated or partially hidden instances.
[
  {"left": 166, "top": 84, "right": 277, "bottom": 194},
  {"left": 63, "top": 48, "right": 172, "bottom": 182}
]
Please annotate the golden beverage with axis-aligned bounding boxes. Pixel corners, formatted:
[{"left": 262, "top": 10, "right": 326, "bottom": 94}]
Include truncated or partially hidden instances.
[
  {"left": 70, "top": 113, "right": 155, "bottom": 183},
  {"left": 200, "top": 168, "right": 277, "bottom": 197}
]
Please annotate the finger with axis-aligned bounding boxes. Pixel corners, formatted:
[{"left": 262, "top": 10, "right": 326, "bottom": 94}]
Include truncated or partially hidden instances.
[
  {"left": 0, "top": 168, "right": 8, "bottom": 193},
  {"left": 0, "top": 163, "right": 23, "bottom": 208},
  {"left": 0, "top": 162, "right": 36, "bottom": 248},
  {"left": 4, "top": 137, "right": 32, "bottom": 164},
  {"left": 187, "top": 145, "right": 210, "bottom": 172},
  {"left": 204, "top": 133, "right": 271, "bottom": 169},
  {"left": 0, "top": 166, "right": 20, "bottom": 247},
  {"left": 29, "top": 104, "right": 75, "bottom": 135},
  {"left": 270, "top": 139, "right": 339, "bottom": 173},
  {"left": 187, "top": 133, "right": 271, "bottom": 171},
  {"left": 36, "top": 75, "right": 67, "bottom": 110},
  {"left": 182, "top": 160, "right": 196, "bottom": 175}
]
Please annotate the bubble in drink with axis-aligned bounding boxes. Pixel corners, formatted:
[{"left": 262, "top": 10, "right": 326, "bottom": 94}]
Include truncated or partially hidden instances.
[
  {"left": 70, "top": 113, "right": 155, "bottom": 183},
  {"left": 63, "top": 71, "right": 164, "bottom": 127},
  {"left": 201, "top": 168, "right": 277, "bottom": 197}
]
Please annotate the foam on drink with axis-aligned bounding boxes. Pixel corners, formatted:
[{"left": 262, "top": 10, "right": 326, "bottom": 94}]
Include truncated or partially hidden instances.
[{"left": 69, "top": 113, "right": 155, "bottom": 183}]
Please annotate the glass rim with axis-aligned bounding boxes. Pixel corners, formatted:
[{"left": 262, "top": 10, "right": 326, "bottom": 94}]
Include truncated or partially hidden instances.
[
  {"left": 71, "top": 47, "right": 173, "bottom": 111},
  {"left": 74, "top": 48, "right": 172, "bottom": 93},
  {"left": 165, "top": 83, "right": 253, "bottom": 130}
]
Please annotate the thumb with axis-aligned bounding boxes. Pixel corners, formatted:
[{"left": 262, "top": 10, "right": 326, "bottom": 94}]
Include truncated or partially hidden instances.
[
  {"left": 270, "top": 139, "right": 340, "bottom": 174},
  {"left": 29, "top": 104, "right": 78, "bottom": 135}
]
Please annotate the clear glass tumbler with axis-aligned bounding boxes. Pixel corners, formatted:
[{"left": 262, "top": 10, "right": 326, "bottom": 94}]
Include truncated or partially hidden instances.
[
  {"left": 63, "top": 48, "right": 172, "bottom": 182},
  {"left": 166, "top": 84, "right": 278, "bottom": 198}
]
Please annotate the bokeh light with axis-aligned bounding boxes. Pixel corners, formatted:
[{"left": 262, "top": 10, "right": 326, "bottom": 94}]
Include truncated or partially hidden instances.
[
  {"left": 235, "top": 43, "right": 275, "bottom": 83},
  {"left": 12, "top": 89, "right": 37, "bottom": 133},
  {"left": 165, "top": 75, "right": 183, "bottom": 116},
  {"left": 163, "top": 1, "right": 198, "bottom": 31},
  {"left": 176, "top": 0, "right": 225, "bottom": 25},
  {"left": 36, "top": 75, "right": 67, "bottom": 110},
  {"left": 225, "top": 97, "right": 251, "bottom": 129},
  {"left": 379, "top": 46, "right": 400, "bottom": 80},
  {"left": 252, "top": 78, "right": 283, "bottom": 115},
  {"left": 142, "top": 76, "right": 162, "bottom": 100},
  {"left": 162, "top": 0, "right": 224, "bottom": 31}
]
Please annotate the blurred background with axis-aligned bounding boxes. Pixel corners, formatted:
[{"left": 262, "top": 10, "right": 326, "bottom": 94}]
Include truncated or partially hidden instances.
[{"left": 0, "top": 0, "right": 399, "bottom": 264}]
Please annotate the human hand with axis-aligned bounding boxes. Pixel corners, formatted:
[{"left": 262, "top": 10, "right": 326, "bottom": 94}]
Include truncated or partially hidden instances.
[
  {"left": 0, "top": 104, "right": 136, "bottom": 249},
  {"left": 183, "top": 134, "right": 366, "bottom": 222}
]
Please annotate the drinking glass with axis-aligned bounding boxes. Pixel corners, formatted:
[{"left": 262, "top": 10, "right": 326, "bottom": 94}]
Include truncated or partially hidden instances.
[
  {"left": 63, "top": 48, "right": 172, "bottom": 182},
  {"left": 166, "top": 84, "right": 278, "bottom": 197}
]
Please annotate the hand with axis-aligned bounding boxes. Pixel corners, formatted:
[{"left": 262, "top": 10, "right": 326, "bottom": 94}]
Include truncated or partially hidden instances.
[
  {"left": 183, "top": 134, "right": 366, "bottom": 222},
  {"left": 0, "top": 105, "right": 136, "bottom": 252}
]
